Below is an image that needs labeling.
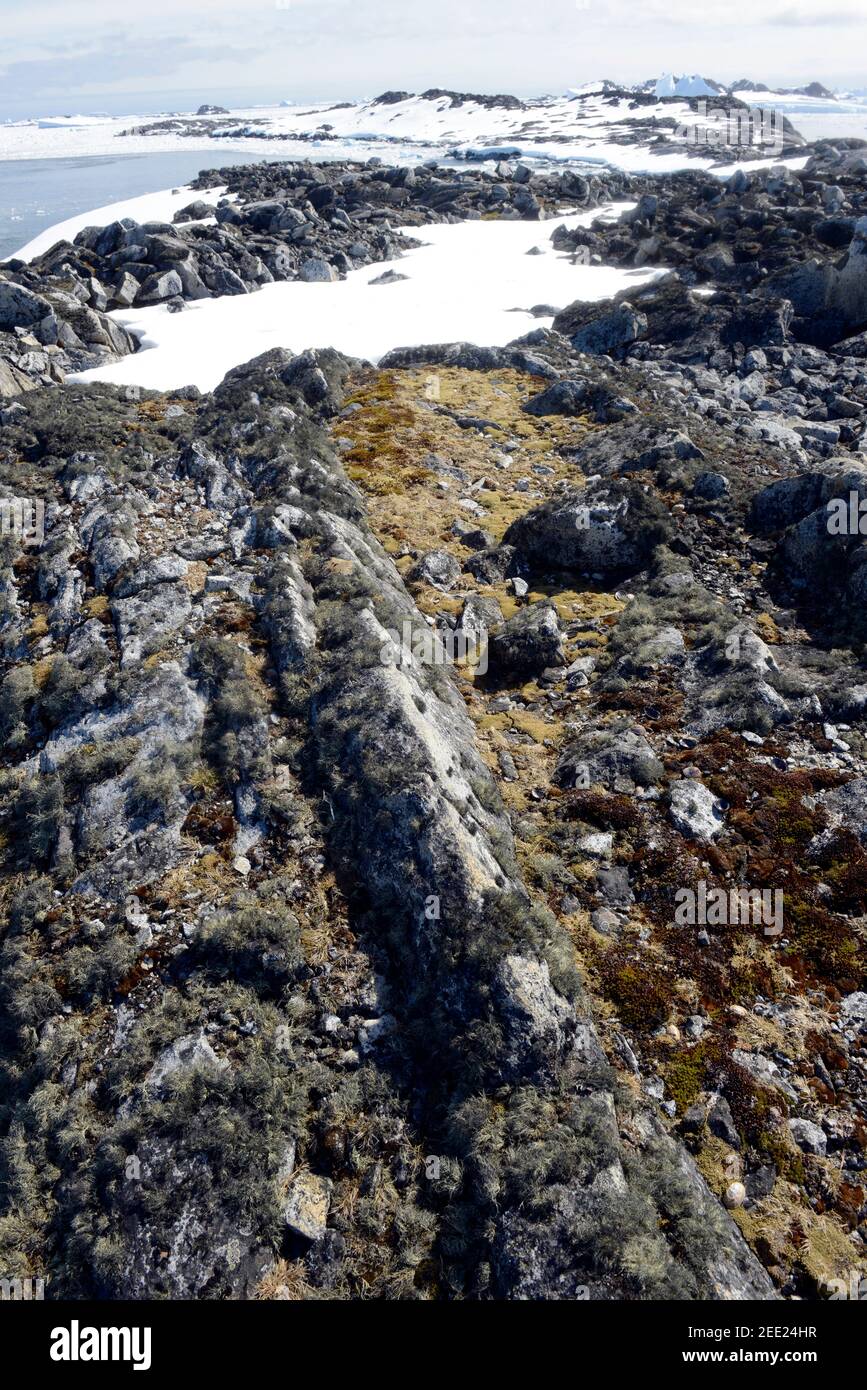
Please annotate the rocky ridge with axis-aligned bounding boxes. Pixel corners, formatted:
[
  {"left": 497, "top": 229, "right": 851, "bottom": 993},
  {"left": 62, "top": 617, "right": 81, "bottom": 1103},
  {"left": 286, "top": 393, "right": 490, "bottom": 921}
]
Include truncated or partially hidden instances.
[{"left": 1, "top": 136, "right": 867, "bottom": 1300}]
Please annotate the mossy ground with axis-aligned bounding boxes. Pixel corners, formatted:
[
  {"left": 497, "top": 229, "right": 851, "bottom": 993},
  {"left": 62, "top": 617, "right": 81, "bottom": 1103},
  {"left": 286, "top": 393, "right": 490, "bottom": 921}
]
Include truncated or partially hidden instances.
[{"left": 329, "top": 363, "right": 867, "bottom": 1296}]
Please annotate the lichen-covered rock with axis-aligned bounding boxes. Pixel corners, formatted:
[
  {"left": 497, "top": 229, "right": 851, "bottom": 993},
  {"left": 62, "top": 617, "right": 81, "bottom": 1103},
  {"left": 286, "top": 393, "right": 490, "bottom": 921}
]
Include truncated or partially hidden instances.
[
  {"left": 503, "top": 481, "right": 670, "bottom": 575},
  {"left": 488, "top": 601, "right": 563, "bottom": 675},
  {"left": 668, "top": 779, "right": 726, "bottom": 842}
]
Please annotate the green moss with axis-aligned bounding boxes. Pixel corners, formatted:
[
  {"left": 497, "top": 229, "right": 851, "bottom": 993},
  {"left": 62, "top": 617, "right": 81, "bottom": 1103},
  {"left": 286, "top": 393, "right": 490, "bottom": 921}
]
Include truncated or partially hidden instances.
[
  {"left": 665, "top": 1043, "right": 715, "bottom": 1117},
  {"left": 597, "top": 948, "right": 670, "bottom": 1030}
]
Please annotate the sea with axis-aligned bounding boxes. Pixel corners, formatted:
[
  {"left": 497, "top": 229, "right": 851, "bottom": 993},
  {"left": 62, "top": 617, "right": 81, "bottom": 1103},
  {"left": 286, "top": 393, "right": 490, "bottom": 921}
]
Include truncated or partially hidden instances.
[{"left": 0, "top": 148, "right": 272, "bottom": 261}]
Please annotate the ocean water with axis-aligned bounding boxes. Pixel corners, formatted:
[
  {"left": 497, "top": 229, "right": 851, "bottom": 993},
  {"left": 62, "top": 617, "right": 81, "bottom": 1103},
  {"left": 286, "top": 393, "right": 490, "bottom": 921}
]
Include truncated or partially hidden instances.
[{"left": 0, "top": 148, "right": 270, "bottom": 261}]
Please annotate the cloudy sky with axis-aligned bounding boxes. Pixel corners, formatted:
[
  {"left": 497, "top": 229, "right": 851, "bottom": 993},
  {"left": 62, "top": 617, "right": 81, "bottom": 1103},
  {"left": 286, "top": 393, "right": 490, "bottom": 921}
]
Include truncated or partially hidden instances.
[{"left": 1, "top": 0, "right": 865, "bottom": 119}]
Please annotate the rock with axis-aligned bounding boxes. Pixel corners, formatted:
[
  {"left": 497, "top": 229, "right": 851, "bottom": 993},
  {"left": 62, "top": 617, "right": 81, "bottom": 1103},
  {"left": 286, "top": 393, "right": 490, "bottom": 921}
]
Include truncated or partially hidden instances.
[
  {"left": 0, "top": 279, "right": 52, "bottom": 330},
  {"left": 591, "top": 908, "right": 619, "bottom": 934},
  {"left": 692, "top": 471, "right": 730, "bottom": 500},
  {"left": 488, "top": 601, "right": 562, "bottom": 676},
  {"left": 724, "top": 1181, "right": 747, "bottom": 1209},
  {"left": 406, "top": 549, "right": 461, "bottom": 590},
  {"left": 788, "top": 1118, "right": 827, "bottom": 1156},
  {"left": 669, "top": 779, "right": 725, "bottom": 842},
  {"left": 299, "top": 257, "right": 338, "bottom": 282},
  {"left": 503, "top": 481, "right": 669, "bottom": 576},
  {"left": 460, "top": 594, "right": 503, "bottom": 636},
  {"left": 113, "top": 271, "right": 140, "bottom": 308},
  {"left": 733, "top": 1049, "right": 799, "bottom": 1102},
  {"left": 283, "top": 1172, "right": 333, "bottom": 1241},
  {"left": 744, "top": 1165, "right": 777, "bottom": 1202},
  {"left": 137, "top": 269, "right": 183, "bottom": 304},
  {"left": 495, "top": 954, "right": 575, "bottom": 1077},
  {"left": 522, "top": 379, "right": 589, "bottom": 416},
  {"left": 144, "top": 1030, "right": 228, "bottom": 1099},
  {"left": 708, "top": 1095, "right": 741, "bottom": 1149},
  {"left": 463, "top": 544, "right": 523, "bottom": 584},
  {"left": 358, "top": 1014, "right": 396, "bottom": 1051},
  {"left": 369, "top": 270, "right": 408, "bottom": 285},
  {"left": 578, "top": 831, "right": 613, "bottom": 858},
  {"left": 173, "top": 200, "right": 217, "bottom": 223},
  {"left": 553, "top": 299, "right": 648, "bottom": 355},
  {"left": 557, "top": 722, "right": 664, "bottom": 789},
  {"left": 839, "top": 991, "right": 867, "bottom": 1027}
]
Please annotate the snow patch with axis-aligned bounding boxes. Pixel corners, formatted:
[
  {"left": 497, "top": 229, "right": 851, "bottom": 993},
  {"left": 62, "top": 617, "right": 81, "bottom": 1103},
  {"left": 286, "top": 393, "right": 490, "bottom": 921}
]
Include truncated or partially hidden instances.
[{"left": 72, "top": 204, "right": 664, "bottom": 393}]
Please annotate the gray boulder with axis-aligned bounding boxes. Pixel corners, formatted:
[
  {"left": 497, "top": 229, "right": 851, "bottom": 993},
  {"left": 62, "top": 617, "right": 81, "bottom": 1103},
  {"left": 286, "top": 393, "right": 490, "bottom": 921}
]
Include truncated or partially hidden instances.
[
  {"left": 503, "top": 482, "right": 669, "bottom": 575},
  {"left": 0, "top": 279, "right": 53, "bottom": 330},
  {"left": 669, "top": 779, "right": 726, "bottom": 842},
  {"left": 299, "top": 257, "right": 338, "bottom": 283},
  {"left": 406, "top": 549, "right": 461, "bottom": 590},
  {"left": 488, "top": 601, "right": 562, "bottom": 676},
  {"left": 137, "top": 269, "right": 183, "bottom": 304},
  {"left": 553, "top": 299, "right": 647, "bottom": 355}
]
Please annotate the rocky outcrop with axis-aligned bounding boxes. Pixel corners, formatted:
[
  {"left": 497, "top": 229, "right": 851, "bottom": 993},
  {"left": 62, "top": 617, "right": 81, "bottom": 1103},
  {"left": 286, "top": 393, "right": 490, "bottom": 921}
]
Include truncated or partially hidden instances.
[{"left": 0, "top": 345, "right": 781, "bottom": 1302}]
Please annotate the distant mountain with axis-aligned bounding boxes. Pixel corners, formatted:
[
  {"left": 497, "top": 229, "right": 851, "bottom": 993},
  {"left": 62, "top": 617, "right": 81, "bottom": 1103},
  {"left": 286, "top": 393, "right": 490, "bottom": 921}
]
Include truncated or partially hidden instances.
[{"left": 730, "top": 78, "right": 836, "bottom": 100}]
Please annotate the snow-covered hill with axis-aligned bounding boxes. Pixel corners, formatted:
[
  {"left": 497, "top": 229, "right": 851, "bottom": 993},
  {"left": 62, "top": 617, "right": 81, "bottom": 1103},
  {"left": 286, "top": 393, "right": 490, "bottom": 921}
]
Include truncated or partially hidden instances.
[{"left": 2, "top": 79, "right": 865, "bottom": 169}]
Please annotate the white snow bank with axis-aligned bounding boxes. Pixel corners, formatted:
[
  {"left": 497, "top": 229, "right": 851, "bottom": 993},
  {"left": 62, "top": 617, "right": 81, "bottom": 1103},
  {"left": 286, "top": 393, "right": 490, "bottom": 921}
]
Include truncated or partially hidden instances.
[
  {"left": 73, "top": 205, "right": 663, "bottom": 393},
  {"left": 13, "top": 184, "right": 229, "bottom": 262}
]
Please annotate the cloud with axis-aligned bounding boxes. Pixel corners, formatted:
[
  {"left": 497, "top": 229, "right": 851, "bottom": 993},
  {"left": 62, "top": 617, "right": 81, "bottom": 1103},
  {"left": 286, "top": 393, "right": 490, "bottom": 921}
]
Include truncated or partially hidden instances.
[
  {"left": 0, "top": 0, "right": 862, "bottom": 114},
  {"left": 0, "top": 34, "right": 267, "bottom": 100},
  {"left": 768, "top": 6, "right": 865, "bottom": 25}
]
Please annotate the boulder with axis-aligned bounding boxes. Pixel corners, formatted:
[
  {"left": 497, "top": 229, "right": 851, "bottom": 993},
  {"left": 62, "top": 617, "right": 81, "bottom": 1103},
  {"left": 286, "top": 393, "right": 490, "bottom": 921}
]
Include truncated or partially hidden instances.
[
  {"left": 137, "top": 269, "right": 183, "bottom": 304},
  {"left": 0, "top": 279, "right": 52, "bottom": 330},
  {"left": 669, "top": 779, "right": 726, "bottom": 842},
  {"left": 488, "top": 601, "right": 562, "bottom": 676},
  {"left": 554, "top": 300, "right": 647, "bottom": 355},
  {"left": 299, "top": 257, "right": 338, "bottom": 283},
  {"left": 405, "top": 549, "right": 461, "bottom": 590},
  {"left": 283, "top": 1172, "right": 333, "bottom": 1241},
  {"left": 503, "top": 482, "right": 669, "bottom": 575}
]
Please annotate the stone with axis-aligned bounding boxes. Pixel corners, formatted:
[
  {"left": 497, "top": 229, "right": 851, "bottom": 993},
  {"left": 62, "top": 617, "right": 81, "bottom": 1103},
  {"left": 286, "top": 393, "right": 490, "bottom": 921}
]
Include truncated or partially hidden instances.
[
  {"left": 556, "top": 299, "right": 648, "bottom": 355},
  {"left": 406, "top": 549, "right": 461, "bottom": 590},
  {"left": 0, "top": 279, "right": 52, "bottom": 329},
  {"left": 137, "top": 269, "right": 183, "bottom": 304},
  {"left": 669, "top": 779, "right": 725, "bottom": 842},
  {"left": 504, "top": 481, "right": 670, "bottom": 576},
  {"left": 708, "top": 1095, "right": 741, "bottom": 1150},
  {"left": 839, "top": 991, "right": 867, "bottom": 1027},
  {"left": 692, "top": 470, "right": 730, "bottom": 500},
  {"left": 283, "top": 1172, "right": 333, "bottom": 1241},
  {"left": 488, "top": 601, "right": 562, "bottom": 676},
  {"left": 299, "top": 257, "right": 338, "bottom": 282},
  {"left": 788, "top": 1118, "right": 827, "bottom": 1156},
  {"left": 744, "top": 1165, "right": 777, "bottom": 1202},
  {"left": 144, "top": 1031, "right": 228, "bottom": 1098},
  {"left": 724, "top": 1181, "right": 747, "bottom": 1209}
]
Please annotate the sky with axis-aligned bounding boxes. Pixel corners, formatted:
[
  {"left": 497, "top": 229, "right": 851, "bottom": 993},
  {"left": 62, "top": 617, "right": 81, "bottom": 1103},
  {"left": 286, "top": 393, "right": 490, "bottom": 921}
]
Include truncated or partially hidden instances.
[{"left": 0, "top": 0, "right": 865, "bottom": 120}]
